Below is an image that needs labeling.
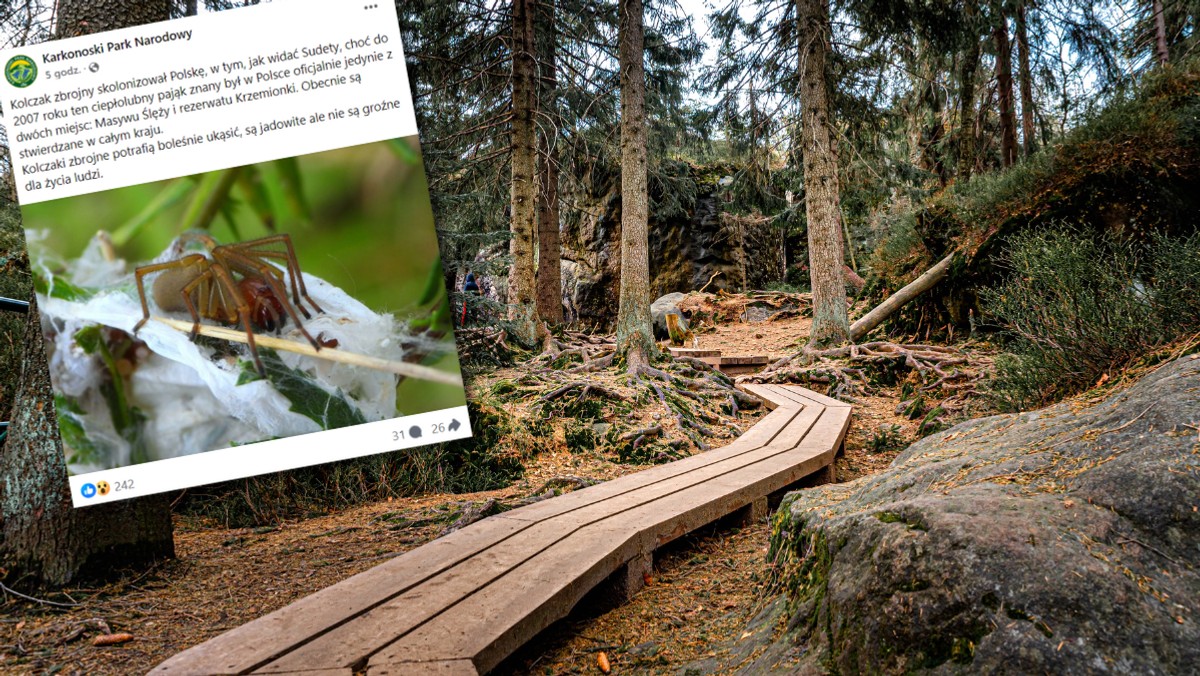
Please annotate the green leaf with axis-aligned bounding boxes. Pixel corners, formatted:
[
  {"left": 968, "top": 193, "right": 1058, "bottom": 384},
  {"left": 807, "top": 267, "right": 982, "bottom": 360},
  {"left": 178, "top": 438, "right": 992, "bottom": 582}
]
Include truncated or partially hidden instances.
[
  {"left": 110, "top": 179, "right": 194, "bottom": 247},
  {"left": 236, "top": 165, "right": 276, "bottom": 231},
  {"left": 182, "top": 167, "right": 242, "bottom": 232},
  {"left": 387, "top": 137, "right": 421, "bottom": 165},
  {"left": 238, "top": 348, "right": 367, "bottom": 430},
  {"left": 56, "top": 394, "right": 102, "bottom": 467},
  {"left": 418, "top": 256, "right": 445, "bottom": 306},
  {"left": 74, "top": 324, "right": 102, "bottom": 353},
  {"left": 273, "top": 158, "right": 311, "bottom": 222},
  {"left": 34, "top": 269, "right": 94, "bottom": 302}
]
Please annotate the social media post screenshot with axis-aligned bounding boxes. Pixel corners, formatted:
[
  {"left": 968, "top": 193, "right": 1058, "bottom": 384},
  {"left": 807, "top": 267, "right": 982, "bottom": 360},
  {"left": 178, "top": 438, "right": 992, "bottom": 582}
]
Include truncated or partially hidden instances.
[{"left": 1, "top": 0, "right": 471, "bottom": 507}]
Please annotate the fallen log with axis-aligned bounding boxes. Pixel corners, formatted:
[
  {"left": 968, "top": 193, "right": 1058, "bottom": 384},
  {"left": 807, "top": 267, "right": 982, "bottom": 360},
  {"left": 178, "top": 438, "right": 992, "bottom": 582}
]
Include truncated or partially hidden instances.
[{"left": 849, "top": 252, "right": 956, "bottom": 341}]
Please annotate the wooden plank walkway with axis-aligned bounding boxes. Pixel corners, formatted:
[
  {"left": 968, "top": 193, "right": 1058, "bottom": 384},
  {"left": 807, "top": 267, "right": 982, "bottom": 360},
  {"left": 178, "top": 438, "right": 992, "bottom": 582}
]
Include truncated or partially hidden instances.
[
  {"left": 152, "top": 385, "right": 851, "bottom": 676},
  {"left": 665, "top": 347, "right": 771, "bottom": 376}
]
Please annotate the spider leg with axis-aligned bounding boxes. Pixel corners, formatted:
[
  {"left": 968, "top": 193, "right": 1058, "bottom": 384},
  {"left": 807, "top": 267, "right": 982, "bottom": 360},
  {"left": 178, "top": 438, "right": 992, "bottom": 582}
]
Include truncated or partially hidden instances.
[
  {"left": 209, "top": 260, "right": 267, "bottom": 377},
  {"left": 132, "top": 256, "right": 207, "bottom": 334},
  {"left": 178, "top": 231, "right": 219, "bottom": 252},
  {"left": 246, "top": 250, "right": 313, "bottom": 319},
  {"left": 180, "top": 268, "right": 217, "bottom": 341},
  {"left": 229, "top": 235, "right": 325, "bottom": 316},
  {"left": 216, "top": 249, "right": 322, "bottom": 352}
]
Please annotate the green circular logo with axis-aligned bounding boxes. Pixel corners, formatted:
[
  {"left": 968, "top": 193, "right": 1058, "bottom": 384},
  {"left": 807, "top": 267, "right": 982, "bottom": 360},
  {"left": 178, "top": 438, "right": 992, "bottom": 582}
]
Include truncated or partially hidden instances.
[{"left": 6, "top": 55, "right": 37, "bottom": 88}]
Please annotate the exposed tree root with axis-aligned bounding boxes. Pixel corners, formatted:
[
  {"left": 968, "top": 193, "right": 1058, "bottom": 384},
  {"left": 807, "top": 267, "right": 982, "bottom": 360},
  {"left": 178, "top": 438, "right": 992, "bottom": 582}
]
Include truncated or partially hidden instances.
[
  {"left": 456, "top": 327, "right": 513, "bottom": 366},
  {"left": 439, "top": 475, "right": 602, "bottom": 534},
  {"left": 742, "top": 341, "right": 990, "bottom": 404},
  {"left": 539, "top": 381, "right": 627, "bottom": 403},
  {"left": 440, "top": 498, "right": 502, "bottom": 535}
]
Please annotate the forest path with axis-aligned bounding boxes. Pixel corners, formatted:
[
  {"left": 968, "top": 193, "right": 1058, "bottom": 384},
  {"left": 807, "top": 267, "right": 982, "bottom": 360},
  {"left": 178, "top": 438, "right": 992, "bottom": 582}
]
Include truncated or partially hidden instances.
[{"left": 151, "top": 385, "right": 849, "bottom": 675}]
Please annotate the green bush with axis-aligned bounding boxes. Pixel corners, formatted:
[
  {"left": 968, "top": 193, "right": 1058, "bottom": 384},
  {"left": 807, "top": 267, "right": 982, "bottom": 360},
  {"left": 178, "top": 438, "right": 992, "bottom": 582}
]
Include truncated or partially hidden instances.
[
  {"left": 1149, "top": 232, "right": 1200, "bottom": 323},
  {"left": 981, "top": 227, "right": 1200, "bottom": 410}
]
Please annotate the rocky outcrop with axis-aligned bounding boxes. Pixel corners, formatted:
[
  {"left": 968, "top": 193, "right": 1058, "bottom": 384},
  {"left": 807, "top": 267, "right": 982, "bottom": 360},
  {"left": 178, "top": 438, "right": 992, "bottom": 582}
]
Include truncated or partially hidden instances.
[
  {"left": 754, "top": 355, "right": 1200, "bottom": 674},
  {"left": 560, "top": 167, "right": 785, "bottom": 330}
]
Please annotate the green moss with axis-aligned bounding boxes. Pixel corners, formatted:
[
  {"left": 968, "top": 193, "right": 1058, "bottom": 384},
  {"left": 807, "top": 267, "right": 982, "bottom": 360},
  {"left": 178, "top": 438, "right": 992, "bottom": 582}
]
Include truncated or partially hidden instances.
[
  {"left": 873, "top": 510, "right": 928, "bottom": 531},
  {"left": 564, "top": 422, "right": 598, "bottom": 453}
]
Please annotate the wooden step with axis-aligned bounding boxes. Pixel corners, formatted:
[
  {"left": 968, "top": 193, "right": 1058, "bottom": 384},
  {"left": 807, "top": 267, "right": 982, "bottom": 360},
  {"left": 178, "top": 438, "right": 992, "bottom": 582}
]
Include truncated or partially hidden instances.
[
  {"left": 152, "top": 385, "right": 851, "bottom": 676},
  {"left": 666, "top": 347, "right": 722, "bottom": 358},
  {"left": 699, "top": 354, "right": 771, "bottom": 375}
]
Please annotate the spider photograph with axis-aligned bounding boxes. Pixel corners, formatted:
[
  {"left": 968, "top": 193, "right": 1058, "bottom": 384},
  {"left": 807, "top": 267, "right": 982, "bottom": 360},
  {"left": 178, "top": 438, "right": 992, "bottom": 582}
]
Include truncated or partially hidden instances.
[
  {"left": 21, "top": 138, "right": 466, "bottom": 474},
  {"left": 132, "top": 232, "right": 327, "bottom": 378}
]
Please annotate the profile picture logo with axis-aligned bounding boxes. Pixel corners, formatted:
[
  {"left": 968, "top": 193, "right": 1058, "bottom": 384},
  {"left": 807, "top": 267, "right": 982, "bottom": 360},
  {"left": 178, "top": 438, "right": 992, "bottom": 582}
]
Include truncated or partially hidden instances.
[
  {"left": 5, "top": 55, "right": 37, "bottom": 88},
  {"left": 81, "top": 483, "right": 97, "bottom": 499},
  {"left": 96, "top": 480, "right": 111, "bottom": 496}
]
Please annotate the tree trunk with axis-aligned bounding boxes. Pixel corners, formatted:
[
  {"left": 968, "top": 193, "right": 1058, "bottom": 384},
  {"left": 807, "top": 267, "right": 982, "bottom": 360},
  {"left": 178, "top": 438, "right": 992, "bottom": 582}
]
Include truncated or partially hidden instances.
[
  {"left": 1, "top": 299, "right": 174, "bottom": 587},
  {"left": 797, "top": 0, "right": 849, "bottom": 347},
  {"left": 849, "top": 253, "right": 956, "bottom": 341},
  {"left": 1153, "top": 0, "right": 1169, "bottom": 66},
  {"left": 0, "top": 0, "right": 175, "bottom": 589},
  {"left": 56, "top": 0, "right": 169, "bottom": 37},
  {"left": 957, "top": 29, "right": 980, "bottom": 181},
  {"left": 1016, "top": 3, "right": 1037, "bottom": 157},
  {"left": 509, "top": 0, "right": 544, "bottom": 346},
  {"left": 535, "top": 0, "right": 563, "bottom": 325},
  {"left": 994, "top": 13, "right": 1019, "bottom": 168},
  {"left": 615, "top": 0, "right": 655, "bottom": 371}
]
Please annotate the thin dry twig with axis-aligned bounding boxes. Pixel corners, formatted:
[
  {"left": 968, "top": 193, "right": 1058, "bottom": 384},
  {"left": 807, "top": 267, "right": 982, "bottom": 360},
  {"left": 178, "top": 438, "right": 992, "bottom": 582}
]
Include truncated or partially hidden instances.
[
  {"left": 153, "top": 317, "right": 462, "bottom": 387},
  {"left": 0, "top": 582, "right": 81, "bottom": 608}
]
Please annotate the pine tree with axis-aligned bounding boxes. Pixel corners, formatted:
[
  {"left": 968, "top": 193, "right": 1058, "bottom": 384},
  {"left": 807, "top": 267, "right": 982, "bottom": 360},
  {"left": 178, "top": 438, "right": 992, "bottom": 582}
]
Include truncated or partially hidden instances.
[
  {"left": 797, "top": 0, "right": 849, "bottom": 346},
  {"left": 615, "top": 0, "right": 656, "bottom": 370}
]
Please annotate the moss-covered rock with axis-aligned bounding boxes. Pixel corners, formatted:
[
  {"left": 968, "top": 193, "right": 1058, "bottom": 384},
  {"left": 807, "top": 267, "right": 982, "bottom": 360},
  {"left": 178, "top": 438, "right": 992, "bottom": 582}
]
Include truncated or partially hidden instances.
[{"left": 756, "top": 355, "right": 1200, "bottom": 673}]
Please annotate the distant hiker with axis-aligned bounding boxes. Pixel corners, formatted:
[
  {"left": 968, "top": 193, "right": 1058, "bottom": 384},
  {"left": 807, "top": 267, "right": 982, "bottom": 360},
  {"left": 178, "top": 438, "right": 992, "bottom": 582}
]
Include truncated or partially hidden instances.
[{"left": 461, "top": 270, "right": 481, "bottom": 325}]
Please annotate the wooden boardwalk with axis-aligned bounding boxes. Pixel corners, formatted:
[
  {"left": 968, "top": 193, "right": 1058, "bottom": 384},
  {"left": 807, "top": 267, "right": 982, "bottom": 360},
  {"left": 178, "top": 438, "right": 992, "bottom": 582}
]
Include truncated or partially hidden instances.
[{"left": 153, "top": 384, "right": 851, "bottom": 676}]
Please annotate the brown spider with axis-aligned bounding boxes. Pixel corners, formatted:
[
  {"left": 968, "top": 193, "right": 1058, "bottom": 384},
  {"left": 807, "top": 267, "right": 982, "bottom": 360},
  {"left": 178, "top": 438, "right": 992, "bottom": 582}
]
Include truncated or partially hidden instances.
[{"left": 132, "top": 232, "right": 325, "bottom": 377}]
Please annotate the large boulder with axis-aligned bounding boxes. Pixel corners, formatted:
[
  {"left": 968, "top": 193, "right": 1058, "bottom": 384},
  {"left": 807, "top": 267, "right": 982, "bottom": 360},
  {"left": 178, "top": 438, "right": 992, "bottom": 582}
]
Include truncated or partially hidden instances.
[
  {"left": 650, "top": 292, "right": 687, "bottom": 340},
  {"left": 753, "top": 354, "right": 1200, "bottom": 674}
]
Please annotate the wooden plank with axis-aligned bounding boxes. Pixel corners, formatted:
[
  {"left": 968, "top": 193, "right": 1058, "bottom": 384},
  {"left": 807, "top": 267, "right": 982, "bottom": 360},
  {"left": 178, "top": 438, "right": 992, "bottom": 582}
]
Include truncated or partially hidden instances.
[
  {"left": 157, "top": 385, "right": 849, "bottom": 676},
  {"left": 768, "top": 383, "right": 852, "bottom": 409},
  {"left": 720, "top": 355, "right": 771, "bottom": 365},
  {"left": 366, "top": 659, "right": 478, "bottom": 675},
  {"left": 257, "top": 407, "right": 827, "bottom": 672},
  {"left": 367, "top": 424, "right": 843, "bottom": 672},
  {"left": 156, "top": 405, "right": 806, "bottom": 675},
  {"left": 492, "top": 404, "right": 806, "bottom": 523},
  {"left": 667, "top": 347, "right": 722, "bottom": 358},
  {"left": 737, "top": 383, "right": 785, "bottom": 411},
  {"left": 150, "top": 521, "right": 530, "bottom": 675}
]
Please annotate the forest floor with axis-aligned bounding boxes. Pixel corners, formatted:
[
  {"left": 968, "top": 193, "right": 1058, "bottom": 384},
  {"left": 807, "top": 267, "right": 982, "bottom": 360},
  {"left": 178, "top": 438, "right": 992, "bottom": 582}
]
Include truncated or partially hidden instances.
[{"left": 0, "top": 295, "right": 991, "bottom": 675}]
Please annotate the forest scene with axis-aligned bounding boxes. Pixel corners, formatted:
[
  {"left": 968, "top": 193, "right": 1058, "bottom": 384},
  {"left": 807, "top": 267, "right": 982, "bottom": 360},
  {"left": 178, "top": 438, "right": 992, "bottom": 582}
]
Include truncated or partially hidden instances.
[{"left": 0, "top": 0, "right": 1198, "bottom": 674}]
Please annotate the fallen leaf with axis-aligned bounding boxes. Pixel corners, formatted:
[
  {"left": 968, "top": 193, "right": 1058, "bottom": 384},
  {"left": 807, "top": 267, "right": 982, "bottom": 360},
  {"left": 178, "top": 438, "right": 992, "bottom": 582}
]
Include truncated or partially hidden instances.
[
  {"left": 597, "top": 651, "right": 611, "bottom": 673},
  {"left": 93, "top": 633, "right": 134, "bottom": 646}
]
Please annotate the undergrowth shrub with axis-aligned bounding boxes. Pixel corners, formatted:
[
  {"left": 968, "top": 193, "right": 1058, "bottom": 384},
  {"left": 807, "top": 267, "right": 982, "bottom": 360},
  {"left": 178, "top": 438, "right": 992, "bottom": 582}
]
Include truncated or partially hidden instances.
[
  {"left": 1150, "top": 232, "right": 1200, "bottom": 322},
  {"left": 981, "top": 227, "right": 1200, "bottom": 410}
]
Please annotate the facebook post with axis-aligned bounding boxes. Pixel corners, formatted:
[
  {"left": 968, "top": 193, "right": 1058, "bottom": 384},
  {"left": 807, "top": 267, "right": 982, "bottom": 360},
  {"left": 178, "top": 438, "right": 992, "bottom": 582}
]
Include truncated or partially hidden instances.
[{"left": 2, "top": 0, "right": 471, "bottom": 507}]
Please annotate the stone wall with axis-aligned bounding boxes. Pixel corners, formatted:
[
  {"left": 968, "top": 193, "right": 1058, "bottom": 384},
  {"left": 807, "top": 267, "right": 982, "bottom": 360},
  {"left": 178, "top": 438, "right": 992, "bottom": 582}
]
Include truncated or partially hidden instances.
[{"left": 560, "top": 166, "right": 785, "bottom": 329}]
